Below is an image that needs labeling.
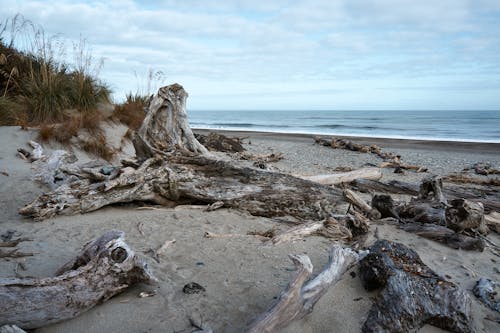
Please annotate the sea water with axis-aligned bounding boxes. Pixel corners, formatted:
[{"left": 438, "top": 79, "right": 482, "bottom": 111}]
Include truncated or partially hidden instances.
[{"left": 188, "top": 110, "right": 500, "bottom": 143}]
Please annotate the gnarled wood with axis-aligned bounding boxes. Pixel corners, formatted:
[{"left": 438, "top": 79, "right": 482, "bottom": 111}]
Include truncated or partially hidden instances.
[
  {"left": 134, "top": 83, "right": 208, "bottom": 159},
  {"left": 20, "top": 84, "right": 350, "bottom": 221},
  {"left": 247, "top": 246, "right": 362, "bottom": 333},
  {"left": 353, "top": 179, "right": 500, "bottom": 213},
  {"left": 445, "top": 199, "right": 488, "bottom": 234},
  {"left": 359, "top": 240, "right": 474, "bottom": 333},
  {"left": 20, "top": 155, "right": 345, "bottom": 221},
  {"left": 0, "top": 230, "right": 156, "bottom": 329}
]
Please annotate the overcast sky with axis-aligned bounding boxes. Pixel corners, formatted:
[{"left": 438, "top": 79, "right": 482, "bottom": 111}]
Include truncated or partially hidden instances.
[{"left": 1, "top": 0, "right": 500, "bottom": 110}]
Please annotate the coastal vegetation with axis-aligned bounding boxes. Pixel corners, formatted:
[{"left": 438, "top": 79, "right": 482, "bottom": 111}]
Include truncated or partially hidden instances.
[{"left": 0, "top": 15, "right": 155, "bottom": 160}]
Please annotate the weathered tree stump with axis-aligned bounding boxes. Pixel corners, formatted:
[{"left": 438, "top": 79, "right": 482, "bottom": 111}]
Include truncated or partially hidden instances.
[
  {"left": 0, "top": 230, "right": 156, "bottom": 329},
  {"left": 359, "top": 240, "right": 474, "bottom": 333}
]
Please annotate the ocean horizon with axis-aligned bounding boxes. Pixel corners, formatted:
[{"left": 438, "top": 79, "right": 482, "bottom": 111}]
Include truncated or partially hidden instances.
[{"left": 188, "top": 110, "right": 500, "bottom": 143}]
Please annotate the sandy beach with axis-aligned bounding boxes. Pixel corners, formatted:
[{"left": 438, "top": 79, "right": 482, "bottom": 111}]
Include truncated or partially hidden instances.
[{"left": 1, "top": 125, "right": 499, "bottom": 333}]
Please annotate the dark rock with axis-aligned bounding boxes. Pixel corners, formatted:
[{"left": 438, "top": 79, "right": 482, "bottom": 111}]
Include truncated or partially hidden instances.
[{"left": 183, "top": 282, "right": 206, "bottom": 294}]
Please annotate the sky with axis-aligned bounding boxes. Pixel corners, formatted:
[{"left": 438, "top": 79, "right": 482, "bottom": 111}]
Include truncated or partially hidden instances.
[{"left": 1, "top": 0, "right": 500, "bottom": 110}]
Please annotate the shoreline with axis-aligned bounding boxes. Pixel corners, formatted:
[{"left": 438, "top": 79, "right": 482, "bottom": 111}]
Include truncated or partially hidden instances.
[{"left": 193, "top": 128, "right": 500, "bottom": 154}]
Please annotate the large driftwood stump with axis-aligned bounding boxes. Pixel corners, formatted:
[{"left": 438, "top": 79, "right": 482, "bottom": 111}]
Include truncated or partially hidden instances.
[
  {"left": 20, "top": 84, "right": 348, "bottom": 221},
  {"left": 359, "top": 240, "right": 474, "bottom": 333},
  {"left": 0, "top": 230, "right": 156, "bottom": 329},
  {"left": 134, "top": 83, "right": 208, "bottom": 159}
]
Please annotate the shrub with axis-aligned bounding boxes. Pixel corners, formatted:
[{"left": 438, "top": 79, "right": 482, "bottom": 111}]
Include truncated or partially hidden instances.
[
  {"left": 80, "top": 133, "right": 115, "bottom": 161},
  {"left": 0, "top": 15, "right": 112, "bottom": 126},
  {"left": 112, "top": 93, "right": 148, "bottom": 130}
]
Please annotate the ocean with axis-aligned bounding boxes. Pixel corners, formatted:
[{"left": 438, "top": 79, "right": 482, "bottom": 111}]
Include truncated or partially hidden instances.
[{"left": 188, "top": 110, "right": 500, "bottom": 143}]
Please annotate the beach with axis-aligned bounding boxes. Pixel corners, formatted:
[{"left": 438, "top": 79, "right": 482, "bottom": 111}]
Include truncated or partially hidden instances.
[{"left": 1, "top": 125, "right": 499, "bottom": 333}]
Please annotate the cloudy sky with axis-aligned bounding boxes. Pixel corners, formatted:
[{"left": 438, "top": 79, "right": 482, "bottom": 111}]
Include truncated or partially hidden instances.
[{"left": 1, "top": 0, "right": 500, "bottom": 110}]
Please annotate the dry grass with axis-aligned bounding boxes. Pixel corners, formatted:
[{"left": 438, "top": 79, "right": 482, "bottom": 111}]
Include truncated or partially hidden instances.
[
  {"left": 80, "top": 133, "right": 115, "bottom": 161},
  {"left": 1, "top": 15, "right": 111, "bottom": 126},
  {"left": 112, "top": 94, "right": 147, "bottom": 130}
]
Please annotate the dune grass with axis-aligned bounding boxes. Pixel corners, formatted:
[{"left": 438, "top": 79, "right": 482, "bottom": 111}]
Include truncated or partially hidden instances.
[
  {"left": 1, "top": 15, "right": 117, "bottom": 160},
  {"left": 0, "top": 15, "right": 111, "bottom": 126}
]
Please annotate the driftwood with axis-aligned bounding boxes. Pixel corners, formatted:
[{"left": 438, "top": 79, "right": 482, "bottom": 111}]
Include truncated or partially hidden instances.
[
  {"left": 472, "top": 277, "right": 500, "bottom": 312},
  {"left": 369, "top": 177, "right": 488, "bottom": 250},
  {"left": 194, "top": 132, "right": 245, "bottom": 153},
  {"left": 17, "top": 141, "right": 43, "bottom": 162},
  {"left": 444, "top": 173, "right": 500, "bottom": 186},
  {"left": 343, "top": 189, "right": 381, "bottom": 219},
  {"left": 0, "top": 230, "right": 156, "bottom": 329},
  {"left": 399, "top": 223, "right": 484, "bottom": 251},
  {"left": 353, "top": 178, "right": 500, "bottom": 213},
  {"left": 247, "top": 246, "right": 362, "bottom": 332},
  {"left": 0, "top": 326, "right": 27, "bottom": 333},
  {"left": 359, "top": 240, "right": 474, "bottom": 333},
  {"left": 299, "top": 167, "right": 382, "bottom": 185},
  {"left": 314, "top": 136, "right": 426, "bottom": 172},
  {"left": 464, "top": 162, "right": 500, "bottom": 176},
  {"left": 485, "top": 212, "right": 500, "bottom": 233},
  {"left": 270, "top": 219, "right": 350, "bottom": 244},
  {"left": 133, "top": 84, "right": 208, "bottom": 159},
  {"left": 20, "top": 84, "right": 349, "bottom": 221},
  {"left": 445, "top": 198, "right": 488, "bottom": 234}
]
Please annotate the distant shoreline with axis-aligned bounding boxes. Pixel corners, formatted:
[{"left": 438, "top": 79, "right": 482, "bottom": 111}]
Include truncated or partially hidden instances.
[{"left": 193, "top": 128, "right": 500, "bottom": 154}]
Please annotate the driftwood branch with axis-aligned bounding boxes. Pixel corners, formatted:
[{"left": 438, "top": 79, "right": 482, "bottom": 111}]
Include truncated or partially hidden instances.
[
  {"left": 343, "top": 189, "right": 381, "bottom": 219},
  {"left": 0, "top": 230, "right": 156, "bottom": 330},
  {"left": 247, "top": 246, "right": 362, "bottom": 333}
]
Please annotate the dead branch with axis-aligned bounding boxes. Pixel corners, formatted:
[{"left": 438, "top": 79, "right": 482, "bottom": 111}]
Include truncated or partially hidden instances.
[
  {"left": 247, "top": 246, "right": 362, "bottom": 333},
  {"left": 399, "top": 223, "right": 484, "bottom": 251},
  {"left": 0, "top": 249, "right": 34, "bottom": 259},
  {"left": 343, "top": 189, "right": 381, "bottom": 219}
]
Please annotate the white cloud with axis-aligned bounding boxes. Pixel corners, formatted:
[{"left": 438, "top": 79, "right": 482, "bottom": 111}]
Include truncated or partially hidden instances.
[{"left": 1, "top": 0, "right": 499, "bottom": 109}]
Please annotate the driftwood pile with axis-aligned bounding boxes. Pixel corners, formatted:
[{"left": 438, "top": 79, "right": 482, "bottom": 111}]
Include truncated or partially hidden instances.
[{"left": 314, "top": 136, "right": 427, "bottom": 172}]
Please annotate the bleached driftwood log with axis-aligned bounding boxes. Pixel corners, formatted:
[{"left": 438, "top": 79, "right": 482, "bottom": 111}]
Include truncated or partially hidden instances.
[
  {"left": 270, "top": 219, "right": 351, "bottom": 245},
  {"left": 20, "top": 84, "right": 348, "bottom": 221},
  {"left": 0, "top": 230, "right": 156, "bottom": 329},
  {"left": 298, "top": 167, "right": 382, "bottom": 185},
  {"left": 247, "top": 246, "right": 363, "bottom": 333}
]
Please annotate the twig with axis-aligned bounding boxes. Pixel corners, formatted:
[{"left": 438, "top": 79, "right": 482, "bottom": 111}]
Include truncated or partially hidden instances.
[
  {"left": 0, "top": 249, "right": 35, "bottom": 259},
  {"left": 0, "top": 238, "right": 32, "bottom": 248}
]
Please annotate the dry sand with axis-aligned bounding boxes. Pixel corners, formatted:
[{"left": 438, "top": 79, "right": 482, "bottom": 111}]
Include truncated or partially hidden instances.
[{"left": 1, "top": 126, "right": 499, "bottom": 332}]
